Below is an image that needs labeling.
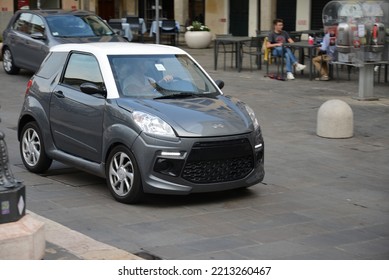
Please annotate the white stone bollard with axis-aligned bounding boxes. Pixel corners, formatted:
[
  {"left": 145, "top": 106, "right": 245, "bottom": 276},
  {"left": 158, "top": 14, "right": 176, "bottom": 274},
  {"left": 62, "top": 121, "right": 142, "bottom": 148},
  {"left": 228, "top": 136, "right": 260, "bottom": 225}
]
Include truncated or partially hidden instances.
[{"left": 317, "top": 99, "right": 353, "bottom": 139}]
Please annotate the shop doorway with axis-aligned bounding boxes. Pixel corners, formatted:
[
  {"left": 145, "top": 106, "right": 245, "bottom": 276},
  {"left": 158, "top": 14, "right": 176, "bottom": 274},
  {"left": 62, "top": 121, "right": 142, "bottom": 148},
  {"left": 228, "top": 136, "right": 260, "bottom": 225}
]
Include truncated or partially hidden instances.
[
  {"left": 189, "top": 0, "right": 205, "bottom": 25},
  {"left": 311, "top": 0, "right": 332, "bottom": 30},
  {"left": 276, "top": 0, "right": 296, "bottom": 31},
  {"left": 229, "top": 0, "right": 249, "bottom": 36},
  {"left": 98, "top": 0, "right": 115, "bottom": 21}
]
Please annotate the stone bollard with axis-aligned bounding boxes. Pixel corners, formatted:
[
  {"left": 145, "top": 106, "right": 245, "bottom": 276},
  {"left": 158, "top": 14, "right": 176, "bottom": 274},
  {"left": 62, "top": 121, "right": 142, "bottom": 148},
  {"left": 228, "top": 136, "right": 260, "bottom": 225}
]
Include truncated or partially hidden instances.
[{"left": 317, "top": 99, "right": 353, "bottom": 139}]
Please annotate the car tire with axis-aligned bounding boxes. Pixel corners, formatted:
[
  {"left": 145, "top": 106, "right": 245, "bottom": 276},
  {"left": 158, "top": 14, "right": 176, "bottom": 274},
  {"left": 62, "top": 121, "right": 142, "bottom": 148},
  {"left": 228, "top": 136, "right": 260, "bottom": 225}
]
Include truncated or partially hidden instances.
[
  {"left": 20, "top": 121, "right": 52, "bottom": 173},
  {"left": 2, "top": 47, "right": 20, "bottom": 75},
  {"left": 106, "top": 145, "right": 143, "bottom": 204}
]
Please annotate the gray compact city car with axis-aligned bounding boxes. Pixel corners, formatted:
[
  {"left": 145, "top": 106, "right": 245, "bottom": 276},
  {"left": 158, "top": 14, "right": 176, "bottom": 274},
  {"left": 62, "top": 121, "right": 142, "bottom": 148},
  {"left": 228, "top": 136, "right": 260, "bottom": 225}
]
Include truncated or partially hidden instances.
[
  {"left": 1, "top": 9, "right": 127, "bottom": 74},
  {"left": 17, "top": 42, "right": 264, "bottom": 203}
]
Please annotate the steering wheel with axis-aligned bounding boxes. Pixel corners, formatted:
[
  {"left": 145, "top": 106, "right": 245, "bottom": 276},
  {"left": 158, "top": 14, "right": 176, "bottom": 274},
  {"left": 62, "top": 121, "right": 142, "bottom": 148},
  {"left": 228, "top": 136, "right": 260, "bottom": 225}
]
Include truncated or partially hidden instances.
[{"left": 158, "top": 77, "right": 197, "bottom": 92}]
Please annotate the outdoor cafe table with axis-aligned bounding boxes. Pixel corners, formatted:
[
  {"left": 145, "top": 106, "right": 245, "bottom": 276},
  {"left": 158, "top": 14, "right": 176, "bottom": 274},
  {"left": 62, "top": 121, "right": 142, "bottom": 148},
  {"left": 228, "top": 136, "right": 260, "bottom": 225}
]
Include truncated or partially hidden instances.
[
  {"left": 213, "top": 36, "right": 251, "bottom": 72},
  {"left": 282, "top": 41, "right": 319, "bottom": 80}
]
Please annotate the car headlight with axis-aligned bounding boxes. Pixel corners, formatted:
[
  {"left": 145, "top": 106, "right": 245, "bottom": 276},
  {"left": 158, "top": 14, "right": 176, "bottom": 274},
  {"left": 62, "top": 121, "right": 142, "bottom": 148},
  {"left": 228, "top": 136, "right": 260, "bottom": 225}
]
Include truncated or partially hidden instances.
[
  {"left": 133, "top": 111, "right": 176, "bottom": 137},
  {"left": 244, "top": 104, "right": 260, "bottom": 130}
]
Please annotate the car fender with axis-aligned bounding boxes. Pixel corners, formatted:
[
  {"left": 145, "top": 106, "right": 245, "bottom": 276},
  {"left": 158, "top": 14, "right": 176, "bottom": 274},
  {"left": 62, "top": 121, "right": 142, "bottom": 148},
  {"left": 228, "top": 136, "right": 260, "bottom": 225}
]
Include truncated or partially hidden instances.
[
  {"left": 18, "top": 95, "right": 55, "bottom": 153},
  {"left": 102, "top": 122, "right": 141, "bottom": 163}
]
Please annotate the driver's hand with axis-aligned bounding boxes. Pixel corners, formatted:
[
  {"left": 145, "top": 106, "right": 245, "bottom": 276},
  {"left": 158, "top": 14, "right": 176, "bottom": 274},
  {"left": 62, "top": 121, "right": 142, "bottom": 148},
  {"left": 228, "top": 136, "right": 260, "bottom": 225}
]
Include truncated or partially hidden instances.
[{"left": 162, "top": 75, "right": 174, "bottom": 82}]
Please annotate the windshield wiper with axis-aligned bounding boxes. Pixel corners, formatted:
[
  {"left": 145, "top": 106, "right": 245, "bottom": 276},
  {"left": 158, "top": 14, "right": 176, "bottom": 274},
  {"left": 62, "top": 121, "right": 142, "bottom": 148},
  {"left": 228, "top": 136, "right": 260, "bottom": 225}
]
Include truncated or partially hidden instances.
[{"left": 154, "top": 92, "right": 217, "bottom": 100}]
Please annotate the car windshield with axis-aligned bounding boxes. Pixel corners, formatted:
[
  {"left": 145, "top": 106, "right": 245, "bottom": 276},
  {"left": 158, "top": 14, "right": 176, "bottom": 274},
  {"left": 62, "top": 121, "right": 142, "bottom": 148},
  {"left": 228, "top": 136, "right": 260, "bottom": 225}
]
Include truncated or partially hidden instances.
[
  {"left": 46, "top": 15, "right": 114, "bottom": 37},
  {"left": 109, "top": 54, "right": 220, "bottom": 99}
]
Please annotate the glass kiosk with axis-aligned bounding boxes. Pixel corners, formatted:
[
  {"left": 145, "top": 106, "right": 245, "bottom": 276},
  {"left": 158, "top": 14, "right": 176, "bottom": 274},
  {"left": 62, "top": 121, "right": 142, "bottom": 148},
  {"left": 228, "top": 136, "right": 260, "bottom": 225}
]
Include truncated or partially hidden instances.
[{"left": 323, "top": 1, "right": 388, "bottom": 100}]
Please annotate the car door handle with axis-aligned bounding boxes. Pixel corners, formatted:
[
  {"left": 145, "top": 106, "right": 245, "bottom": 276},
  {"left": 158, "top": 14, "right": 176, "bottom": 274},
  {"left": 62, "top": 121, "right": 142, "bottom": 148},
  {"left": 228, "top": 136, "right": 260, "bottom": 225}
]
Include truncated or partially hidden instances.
[{"left": 53, "top": 91, "right": 65, "bottom": 98}]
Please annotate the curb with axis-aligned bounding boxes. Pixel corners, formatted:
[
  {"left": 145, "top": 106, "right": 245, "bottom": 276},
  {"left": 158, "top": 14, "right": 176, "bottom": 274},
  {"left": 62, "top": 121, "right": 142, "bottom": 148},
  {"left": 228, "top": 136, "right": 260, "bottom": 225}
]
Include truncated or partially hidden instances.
[{"left": 28, "top": 211, "right": 142, "bottom": 260}]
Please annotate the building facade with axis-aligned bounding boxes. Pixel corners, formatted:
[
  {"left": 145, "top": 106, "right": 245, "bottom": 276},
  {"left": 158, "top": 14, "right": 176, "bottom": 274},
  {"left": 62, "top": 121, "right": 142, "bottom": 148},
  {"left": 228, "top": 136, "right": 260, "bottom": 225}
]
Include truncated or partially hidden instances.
[{"left": 1, "top": 0, "right": 332, "bottom": 39}]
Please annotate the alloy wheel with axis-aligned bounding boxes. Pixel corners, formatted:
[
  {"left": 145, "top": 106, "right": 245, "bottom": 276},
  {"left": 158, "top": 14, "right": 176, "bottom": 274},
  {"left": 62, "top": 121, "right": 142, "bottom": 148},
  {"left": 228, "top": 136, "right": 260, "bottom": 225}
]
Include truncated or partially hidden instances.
[
  {"left": 108, "top": 151, "right": 135, "bottom": 197},
  {"left": 21, "top": 127, "right": 42, "bottom": 167}
]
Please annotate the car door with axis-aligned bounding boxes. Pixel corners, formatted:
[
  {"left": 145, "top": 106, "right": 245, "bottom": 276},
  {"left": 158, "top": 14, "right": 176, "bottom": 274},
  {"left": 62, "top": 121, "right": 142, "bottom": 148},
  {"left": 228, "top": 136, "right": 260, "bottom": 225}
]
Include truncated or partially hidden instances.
[
  {"left": 25, "top": 14, "right": 50, "bottom": 70},
  {"left": 8, "top": 13, "right": 48, "bottom": 71},
  {"left": 49, "top": 52, "right": 105, "bottom": 162},
  {"left": 9, "top": 12, "right": 33, "bottom": 68}
]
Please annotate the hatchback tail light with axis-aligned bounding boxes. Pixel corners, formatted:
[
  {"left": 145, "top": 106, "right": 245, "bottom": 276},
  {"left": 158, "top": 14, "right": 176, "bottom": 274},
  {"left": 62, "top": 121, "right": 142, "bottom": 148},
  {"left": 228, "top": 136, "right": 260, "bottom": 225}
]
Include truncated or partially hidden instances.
[{"left": 26, "top": 79, "right": 33, "bottom": 95}]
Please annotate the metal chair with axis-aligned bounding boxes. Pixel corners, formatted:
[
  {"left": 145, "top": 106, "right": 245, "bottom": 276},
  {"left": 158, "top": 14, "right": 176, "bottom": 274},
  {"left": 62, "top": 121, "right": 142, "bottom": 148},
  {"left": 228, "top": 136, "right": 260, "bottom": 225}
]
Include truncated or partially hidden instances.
[
  {"left": 263, "top": 37, "right": 284, "bottom": 79},
  {"left": 126, "top": 16, "right": 143, "bottom": 42},
  {"left": 215, "top": 34, "right": 235, "bottom": 71},
  {"left": 160, "top": 20, "right": 178, "bottom": 46},
  {"left": 241, "top": 37, "right": 263, "bottom": 71}
]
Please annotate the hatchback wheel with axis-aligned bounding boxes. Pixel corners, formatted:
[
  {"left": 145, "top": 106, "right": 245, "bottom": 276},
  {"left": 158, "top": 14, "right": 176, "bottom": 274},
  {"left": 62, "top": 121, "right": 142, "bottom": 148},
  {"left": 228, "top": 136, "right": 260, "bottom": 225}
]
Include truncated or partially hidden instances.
[
  {"left": 2, "top": 47, "right": 20, "bottom": 75},
  {"left": 106, "top": 145, "right": 143, "bottom": 204},
  {"left": 20, "top": 122, "right": 52, "bottom": 173}
]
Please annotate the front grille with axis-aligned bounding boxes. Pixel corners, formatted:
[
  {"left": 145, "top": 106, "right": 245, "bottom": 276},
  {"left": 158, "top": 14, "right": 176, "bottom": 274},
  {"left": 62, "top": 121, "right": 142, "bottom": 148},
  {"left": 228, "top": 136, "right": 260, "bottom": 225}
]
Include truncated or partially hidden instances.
[{"left": 182, "top": 139, "right": 254, "bottom": 184}]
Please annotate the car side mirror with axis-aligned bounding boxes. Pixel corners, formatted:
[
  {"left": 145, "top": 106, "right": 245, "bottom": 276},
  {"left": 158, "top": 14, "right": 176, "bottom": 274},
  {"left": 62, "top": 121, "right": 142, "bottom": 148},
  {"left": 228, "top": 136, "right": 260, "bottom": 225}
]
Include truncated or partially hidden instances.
[
  {"left": 80, "top": 82, "right": 107, "bottom": 98},
  {"left": 215, "top": 80, "right": 224, "bottom": 89},
  {"left": 31, "top": 32, "right": 46, "bottom": 40}
]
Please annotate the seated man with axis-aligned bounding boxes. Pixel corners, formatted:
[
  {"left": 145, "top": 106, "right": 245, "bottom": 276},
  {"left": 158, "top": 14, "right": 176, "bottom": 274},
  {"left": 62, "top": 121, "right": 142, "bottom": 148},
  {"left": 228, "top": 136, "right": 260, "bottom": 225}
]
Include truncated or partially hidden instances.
[
  {"left": 312, "top": 28, "right": 337, "bottom": 81},
  {"left": 266, "top": 18, "right": 306, "bottom": 80}
]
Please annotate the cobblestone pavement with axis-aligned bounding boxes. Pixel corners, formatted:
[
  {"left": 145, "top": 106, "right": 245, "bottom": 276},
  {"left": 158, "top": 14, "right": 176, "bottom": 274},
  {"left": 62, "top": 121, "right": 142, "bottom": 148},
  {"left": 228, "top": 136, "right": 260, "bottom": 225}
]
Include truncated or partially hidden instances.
[{"left": 1, "top": 44, "right": 388, "bottom": 259}]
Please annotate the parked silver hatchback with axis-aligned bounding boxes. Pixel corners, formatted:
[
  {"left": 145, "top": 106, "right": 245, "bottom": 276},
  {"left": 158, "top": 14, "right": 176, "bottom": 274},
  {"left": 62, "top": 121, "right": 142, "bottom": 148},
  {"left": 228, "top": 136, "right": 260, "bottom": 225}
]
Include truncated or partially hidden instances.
[{"left": 1, "top": 9, "right": 127, "bottom": 74}]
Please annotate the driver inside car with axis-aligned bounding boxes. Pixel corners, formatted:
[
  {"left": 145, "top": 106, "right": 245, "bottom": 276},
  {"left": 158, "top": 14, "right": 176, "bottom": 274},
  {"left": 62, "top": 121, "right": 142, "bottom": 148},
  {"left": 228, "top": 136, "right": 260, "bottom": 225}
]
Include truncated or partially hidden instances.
[{"left": 115, "top": 59, "right": 173, "bottom": 96}]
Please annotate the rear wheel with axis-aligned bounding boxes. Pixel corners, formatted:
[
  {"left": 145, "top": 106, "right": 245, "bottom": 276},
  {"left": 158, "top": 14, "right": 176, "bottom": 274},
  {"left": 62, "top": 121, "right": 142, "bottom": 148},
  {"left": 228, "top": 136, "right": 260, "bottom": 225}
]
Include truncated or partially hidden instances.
[
  {"left": 20, "top": 122, "right": 52, "bottom": 173},
  {"left": 106, "top": 145, "right": 143, "bottom": 204},
  {"left": 2, "top": 47, "right": 20, "bottom": 75}
]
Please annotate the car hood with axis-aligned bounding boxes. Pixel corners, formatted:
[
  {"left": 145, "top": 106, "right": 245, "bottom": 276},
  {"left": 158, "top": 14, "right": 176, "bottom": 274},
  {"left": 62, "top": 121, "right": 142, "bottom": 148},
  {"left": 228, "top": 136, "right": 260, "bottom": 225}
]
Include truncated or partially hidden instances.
[
  {"left": 117, "top": 96, "right": 253, "bottom": 137},
  {"left": 54, "top": 35, "right": 127, "bottom": 44}
]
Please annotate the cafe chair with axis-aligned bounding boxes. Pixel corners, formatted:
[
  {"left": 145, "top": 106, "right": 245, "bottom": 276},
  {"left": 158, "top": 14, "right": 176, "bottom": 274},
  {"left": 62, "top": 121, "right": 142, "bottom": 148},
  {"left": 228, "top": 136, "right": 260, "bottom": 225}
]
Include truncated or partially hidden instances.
[
  {"left": 256, "top": 30, "right": 270, "bottom": 36},
  {"left": 108, "top": 19, "right": 124, "bottom": 36},
  {"left": 289, "top": 31, "right": 302, "bottom": 42},
  {"left": 215, "top": 34, "right": 235, "bottom": 71},
  {"left": 126, "top": 16, "right": 143, "bottom": 42},
  {"left": 160, "top": 20, "right": 178, "bottom": 46},
  {"left": 241, "top": 37, "right": 263, "bottom": 71},
  {"left": 263, "top": 37, "right": 283, "bottom": 78}
]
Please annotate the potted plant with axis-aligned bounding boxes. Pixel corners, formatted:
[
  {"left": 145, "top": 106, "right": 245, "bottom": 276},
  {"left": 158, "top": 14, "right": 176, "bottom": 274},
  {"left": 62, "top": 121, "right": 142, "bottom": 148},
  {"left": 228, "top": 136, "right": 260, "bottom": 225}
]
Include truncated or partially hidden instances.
[{"left": 185, "top": 21, "right": 212, "bottom": 49}]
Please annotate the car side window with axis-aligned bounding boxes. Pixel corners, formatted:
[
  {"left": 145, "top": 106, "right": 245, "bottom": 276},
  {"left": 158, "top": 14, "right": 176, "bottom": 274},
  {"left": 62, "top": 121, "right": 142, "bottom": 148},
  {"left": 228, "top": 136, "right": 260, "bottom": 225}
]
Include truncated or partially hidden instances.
[
  {"left": 62, "top": 53, "right": 104, "bottom": 91},
  {"left": 30, "top": 15, "right": 45, "bottom": 34},
  {"left": 13, "top": 13, "right": 32, "bottom": 34}
]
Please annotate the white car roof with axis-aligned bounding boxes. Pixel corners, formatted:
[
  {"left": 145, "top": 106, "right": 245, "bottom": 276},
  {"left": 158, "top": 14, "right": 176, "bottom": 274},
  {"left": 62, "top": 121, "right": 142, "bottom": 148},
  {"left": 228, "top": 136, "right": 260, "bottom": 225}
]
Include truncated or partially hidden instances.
[{"left": 50, "top": 42, "right": 188, "bottom": 55}]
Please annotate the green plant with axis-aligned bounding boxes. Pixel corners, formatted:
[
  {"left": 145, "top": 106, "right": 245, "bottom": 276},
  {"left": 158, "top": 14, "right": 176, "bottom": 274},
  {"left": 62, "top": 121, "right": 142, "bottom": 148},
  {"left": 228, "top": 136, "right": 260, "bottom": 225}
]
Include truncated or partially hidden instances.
[{"left": 186, "top": 21, "right": 210, "bottom": 32}]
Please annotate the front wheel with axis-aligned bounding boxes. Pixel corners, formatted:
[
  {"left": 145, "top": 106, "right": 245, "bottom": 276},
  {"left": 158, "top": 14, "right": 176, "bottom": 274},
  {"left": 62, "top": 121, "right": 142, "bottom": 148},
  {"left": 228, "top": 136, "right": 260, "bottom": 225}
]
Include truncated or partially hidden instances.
[
  {"left": 2, "top": 47, "right": 20, "bottom": 75},
  {"left": 106, "top": 145, "right": 143, "bottom": 204},
  {"left": 20, "top": 122, "right": 52, "bottom": 173}
]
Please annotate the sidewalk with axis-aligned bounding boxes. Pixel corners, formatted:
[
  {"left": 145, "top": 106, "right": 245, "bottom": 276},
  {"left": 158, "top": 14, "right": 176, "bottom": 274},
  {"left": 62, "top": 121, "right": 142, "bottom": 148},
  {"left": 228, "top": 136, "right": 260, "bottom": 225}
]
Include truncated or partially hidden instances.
[{"left": 28, "top": 211, "right": 142, "bottom": 260}]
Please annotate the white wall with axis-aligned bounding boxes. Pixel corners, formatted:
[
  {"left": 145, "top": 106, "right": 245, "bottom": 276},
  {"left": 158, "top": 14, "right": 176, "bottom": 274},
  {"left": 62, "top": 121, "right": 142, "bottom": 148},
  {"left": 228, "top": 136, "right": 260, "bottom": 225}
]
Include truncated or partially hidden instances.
[
  {"left": 205, "top": 0, "right": 229, "bottom": 36},
  {"left": 248, "top": 0, "right": 258, "bottom": 36},
  {"left": 295, "top": 0, "right": 311, "bottom": 31}
]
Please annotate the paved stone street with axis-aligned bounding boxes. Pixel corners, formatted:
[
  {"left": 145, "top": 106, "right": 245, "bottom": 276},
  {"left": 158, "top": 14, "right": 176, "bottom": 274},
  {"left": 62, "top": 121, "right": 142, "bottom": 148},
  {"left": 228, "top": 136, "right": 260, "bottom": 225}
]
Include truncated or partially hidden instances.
[{"left": 1, "top": 45, "right": 388, "bottom": 259}]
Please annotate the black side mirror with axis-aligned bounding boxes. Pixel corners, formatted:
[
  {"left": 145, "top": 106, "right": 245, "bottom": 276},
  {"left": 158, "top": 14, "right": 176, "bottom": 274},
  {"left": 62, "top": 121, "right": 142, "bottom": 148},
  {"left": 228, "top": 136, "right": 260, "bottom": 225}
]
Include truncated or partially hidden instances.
[
  {"left": 31, "top": 32, "right": 46, "bottom": 40},
  {"left": 80, "top": 82, "right": 107, "bottom": 98},
  {"left": 215, "top": 80, "right": 224, "bottom": 89}
]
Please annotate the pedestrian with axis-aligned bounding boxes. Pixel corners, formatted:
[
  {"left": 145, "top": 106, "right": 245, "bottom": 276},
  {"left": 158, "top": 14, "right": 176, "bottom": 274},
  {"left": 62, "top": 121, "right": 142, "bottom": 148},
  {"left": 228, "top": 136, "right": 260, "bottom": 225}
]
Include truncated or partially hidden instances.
[{"left": 266, "top": 18, "right": 306, "bottom": 80}]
